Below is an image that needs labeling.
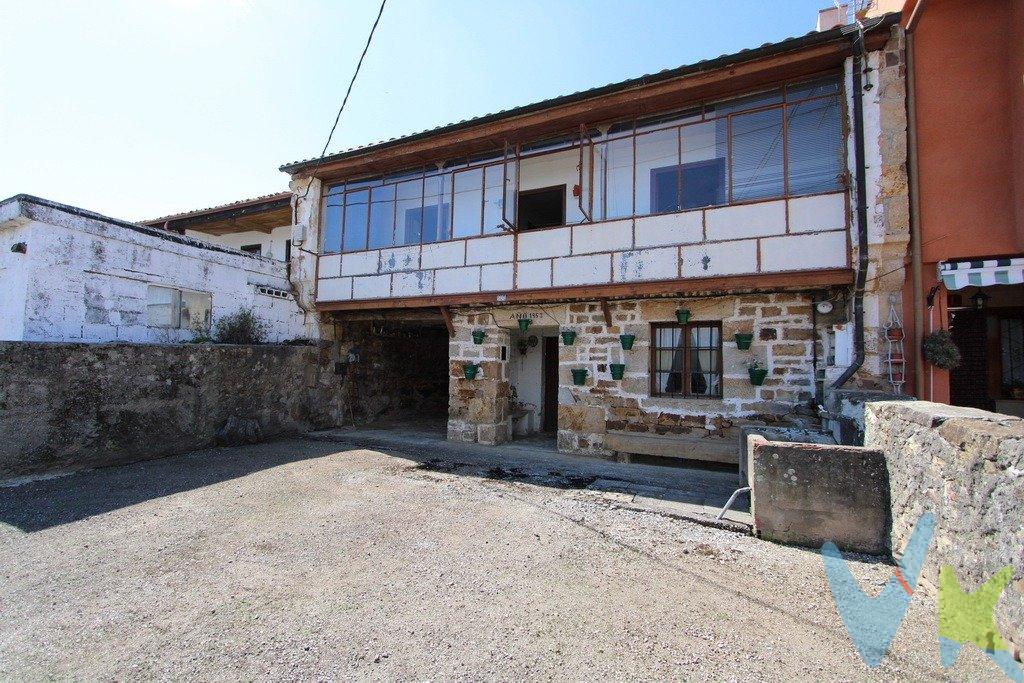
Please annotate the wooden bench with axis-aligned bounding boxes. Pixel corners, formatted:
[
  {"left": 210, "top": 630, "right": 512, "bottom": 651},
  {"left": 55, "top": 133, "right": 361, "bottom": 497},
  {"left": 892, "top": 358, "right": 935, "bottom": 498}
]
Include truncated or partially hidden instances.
[{"left": 603, "top": 430, "right": 737, "bottom": 465}]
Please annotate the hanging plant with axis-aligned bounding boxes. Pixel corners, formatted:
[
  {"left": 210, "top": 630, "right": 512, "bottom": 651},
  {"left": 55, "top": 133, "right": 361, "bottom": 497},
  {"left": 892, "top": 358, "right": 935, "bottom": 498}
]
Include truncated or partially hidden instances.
[
  {"left": 734, "top": 333, "right": 754, "bottom": 350},
  {"left": 619, "top": 334, "right": 636, "bottom": 350},
  {"left": 922, "top": 330, "right": 962, "bottom": 370},
  {"left": 675, "top": 309, "right": 691, "bottom": 324},
  {"left": 570, "top": 368, "right": 588, "bottom": 386},
  {"left": 561, "top": 329, "right": 577, "bottom": 346},
  {"left": 471, "top": 330, "right": 486, "bottom": 344},
  {"left": 462, "top": 363, "right": 480, "bottom": 380},
  {"left": 517, "top": 318, "right": 532, "bottom": 333},
  {"left": 747, "top": 359, "right": 768, "bottom": 386},
  {"left": 610, "top": 363, "right": 626, "bottom": 380}
]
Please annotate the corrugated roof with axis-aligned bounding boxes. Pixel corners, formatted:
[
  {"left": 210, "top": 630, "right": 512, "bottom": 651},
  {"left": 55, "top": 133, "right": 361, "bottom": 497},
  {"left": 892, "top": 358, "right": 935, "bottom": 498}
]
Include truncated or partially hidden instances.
[
  {"left": 280, "top": 13, "right": 899, "bottom": 175},
  {"left": 142, "top": 191, "right": 291, "bottom": 225}
]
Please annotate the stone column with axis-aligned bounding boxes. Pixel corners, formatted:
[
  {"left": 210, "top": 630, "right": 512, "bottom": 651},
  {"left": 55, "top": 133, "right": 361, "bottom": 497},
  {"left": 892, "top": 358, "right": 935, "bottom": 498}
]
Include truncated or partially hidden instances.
[{"left": 447, "top": 311, "right": 511, "bottom": 445}]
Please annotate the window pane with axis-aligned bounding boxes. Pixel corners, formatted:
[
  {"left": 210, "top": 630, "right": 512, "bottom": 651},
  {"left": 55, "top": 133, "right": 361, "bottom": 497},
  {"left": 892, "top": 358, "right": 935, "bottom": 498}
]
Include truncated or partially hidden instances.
[
  {"left": 787, "top": 77, "right": 840, "bottom": 101},
  {"left": 656, "top": 326, "right": 682, "bottom": 348},
  {"left": 682, "top": 121, "right": 728, "bottom": 208},
  {"left": 180, "top": 290, "right": 211, "bottom": 333},
  {"left": 368, "top": 185, "right": 396, "bottom": 248},
  {"left": 322, "top": 184, "right": 343, "bottom": 253},
  {"left": 709, "top": 88, "right": 783, "bottom": 116},
  {"left": 731, "top": 108, "right": 785, "bottom": 201},
  {"left": 396, "top": 178, "right": 423, "bottom": 246},
  {"left": 422, "top": 172, "right": 451, "bottom": 243},
  {"left": 787, "top": 96, "right": 843, "bottom": 195},
  {"left": 342, "top": 190, "right": 369, "bottom": 251},
  {"left": 146, "top": 285, "right": 179, "bottom": 328},
  {"left": 453, "top": 168, "right": 483, "bottom": 237},
  {"left": 483, "top": 164, "right": 508, "bottom": 234},
  {"left": 635, "top": 128, "right": 680, "bottom": 215},
  {"left": 600, "top": 137, "right": 633, "bottom": 219}
]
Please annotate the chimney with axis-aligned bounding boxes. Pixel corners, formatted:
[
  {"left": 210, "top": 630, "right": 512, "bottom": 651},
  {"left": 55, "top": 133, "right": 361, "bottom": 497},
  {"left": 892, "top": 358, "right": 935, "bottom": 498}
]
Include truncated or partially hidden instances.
[{"left": 817, "top": 4, "right": 849, "bottom": 31}]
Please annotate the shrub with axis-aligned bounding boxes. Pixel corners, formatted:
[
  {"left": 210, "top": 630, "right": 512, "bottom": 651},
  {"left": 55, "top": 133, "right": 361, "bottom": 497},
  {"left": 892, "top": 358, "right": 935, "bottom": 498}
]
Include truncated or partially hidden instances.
[
  {"left": 922, "top": 330, "right": 961, "bottom": 370},
  {"left": 212, "top": 308, "right": 268, "bottom": 345}
]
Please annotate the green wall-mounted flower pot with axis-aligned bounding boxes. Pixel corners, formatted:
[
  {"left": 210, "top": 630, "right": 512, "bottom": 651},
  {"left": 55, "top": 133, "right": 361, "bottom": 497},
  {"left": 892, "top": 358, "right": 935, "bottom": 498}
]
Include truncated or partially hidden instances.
[
  {"left": 570, "top": 368, "right": 588, "bottom": 386},
  {"left": 610, "top": 363, "right": 625, "bottom": 380},
  {"left": 517, "top": 318, "right": 532, "bottom": 333},
  {"left": 619, "top": 334, "right": 636, "bottom": 350},
  {"left": 462, "top": 363, "right": 480, "bottom": 380},
  {"left": 561, "top": 329, "right": 577, "bottom": 346},
  {"left": 471, "top": 330, "right": 486, "bottom": 344},
  {"left": 734, "top": 333, "right": 754, "bottom": 350},
  {"left": 675, "top": 309, "right": 691, "bottom": 324},
  {"left": 748, "top": 367, "right": 768, "bottom": 386}
]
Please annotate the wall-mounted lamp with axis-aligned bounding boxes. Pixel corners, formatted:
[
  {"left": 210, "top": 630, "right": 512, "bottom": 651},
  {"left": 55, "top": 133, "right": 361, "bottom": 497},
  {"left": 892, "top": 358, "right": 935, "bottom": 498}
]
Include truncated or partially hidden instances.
[
  {"left": 10, "top": 242, "right": 26, "bottom": 254},
  {"left": 970, "top": 290, "right": 989, "bottom": 311}
]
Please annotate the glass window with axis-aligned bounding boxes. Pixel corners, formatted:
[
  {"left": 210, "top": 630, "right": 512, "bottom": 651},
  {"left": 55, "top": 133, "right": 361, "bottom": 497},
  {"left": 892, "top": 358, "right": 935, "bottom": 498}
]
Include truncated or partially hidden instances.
[
  {"left": 709, "top": 88, "right": 783, "bottom": 116},
  {"left": 651, "top": 322, "right": 722, "bottom": 397},
  {"left": 422, "top": 172, "right": 451, "bottom": 243},
  {"left": 322, "top": 184, "right": 344, "bottom": 253},
  {"left": 368, "top": 184, "right": 396, "bottom": 248},
  {"left": 787, "top": 77, "right": 840, "bottom": 101},
  {"left": 483, "top": 164, "right": 508, "bottom": 234},
  {"left": 786, "top": 95, "right": 844, "bottom": 195},
  {"left": 682, "top": 120, "right": 728, "bottom": 209},
  {"left": 395, "top": 178, "right": 423, "bottom": 246},
  {"left": 731, "top": 108, "right": 785, "bottom": 201},
  {"left": 180, "top": 290, "right": 212, "bottom": 333},
  {"left": 635, "top": 128, "right": 680, "bottom": 215},
  {"left": 600, "top": 136, "right": 633, "bottom": 219},
  {"left": 146, "top": 285, "right": 179, "bottom": 328},
  {"left": 341, "top": 189, "right": 369, "bottom": 251},
  {"left": 453, "top": 167, "right": 483, "bottom": 237}
]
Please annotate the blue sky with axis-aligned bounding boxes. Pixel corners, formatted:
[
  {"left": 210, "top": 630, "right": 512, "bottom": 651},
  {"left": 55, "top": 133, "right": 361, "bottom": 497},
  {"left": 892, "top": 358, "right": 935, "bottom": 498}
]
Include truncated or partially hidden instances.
[{"left": 0, "top": 1, "right": 836, "bottom": 220}]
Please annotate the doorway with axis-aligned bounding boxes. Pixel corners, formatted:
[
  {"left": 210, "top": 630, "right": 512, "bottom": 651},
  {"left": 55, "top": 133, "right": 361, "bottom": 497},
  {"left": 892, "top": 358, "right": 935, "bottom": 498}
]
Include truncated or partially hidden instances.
[{"left": 542, "top": 336, "right": 559, "bottom": 432}]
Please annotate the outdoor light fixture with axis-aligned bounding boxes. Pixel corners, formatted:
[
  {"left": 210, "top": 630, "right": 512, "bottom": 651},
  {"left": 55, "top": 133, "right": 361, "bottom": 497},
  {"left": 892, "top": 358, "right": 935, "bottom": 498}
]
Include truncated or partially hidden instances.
[
  {"left": 10, "top": 242, "right": 26, "bottom": 254},
  {"left": 970, "top": 290, "right": 989, "bottom": 311},
  {"left": 815, "top": 300, "right": 834, "bottom": 315}
]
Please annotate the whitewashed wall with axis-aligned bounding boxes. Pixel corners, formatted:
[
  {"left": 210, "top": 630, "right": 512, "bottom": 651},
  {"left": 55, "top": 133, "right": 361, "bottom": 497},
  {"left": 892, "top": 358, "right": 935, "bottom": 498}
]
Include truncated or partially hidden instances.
[
  {"left": 0, "top": 196, "right": 314, "bottom": 343},
  {"left": 186, "top": 224, "right": 292, "bottom": 261},
  {"left": 315, "top": 192, "right": 849, "bottom": 303}
]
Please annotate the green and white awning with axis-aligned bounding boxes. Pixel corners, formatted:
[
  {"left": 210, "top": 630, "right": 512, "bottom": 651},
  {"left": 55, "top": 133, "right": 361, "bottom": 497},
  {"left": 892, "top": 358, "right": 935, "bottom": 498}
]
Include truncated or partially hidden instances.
[{"left": 939, "top": 257, "right": 1024, "bottom": 290}]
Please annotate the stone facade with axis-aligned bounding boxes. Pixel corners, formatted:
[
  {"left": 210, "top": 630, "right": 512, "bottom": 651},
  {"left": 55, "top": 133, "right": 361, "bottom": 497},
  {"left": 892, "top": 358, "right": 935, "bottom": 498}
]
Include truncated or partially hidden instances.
[{"left": 447, "top": 293, "right": 826, "bottom": 459}]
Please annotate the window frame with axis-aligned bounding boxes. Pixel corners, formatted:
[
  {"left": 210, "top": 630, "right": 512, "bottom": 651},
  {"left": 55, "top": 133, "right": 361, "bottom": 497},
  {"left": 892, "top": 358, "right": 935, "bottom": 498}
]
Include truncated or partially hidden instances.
[
  {"left": 516, "top": 184, "right": 566, "bottom": 230},
  {"left": 649, "top": 321, "right": 724, "bottom": 399}
]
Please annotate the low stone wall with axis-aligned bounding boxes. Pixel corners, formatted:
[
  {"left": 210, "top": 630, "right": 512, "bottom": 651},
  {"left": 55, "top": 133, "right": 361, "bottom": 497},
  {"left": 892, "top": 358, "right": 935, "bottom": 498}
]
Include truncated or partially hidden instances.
[
  {"left": 824, "top": 388, "right": 915, "bottom": 445},
  {"left": 866, "top": 401, "right": 1024, "bottom": 648},
  {"left": 747, "top": 435, "right": 889, "bottom": 554},
  {"left": 0, "top": 342, "right": 349, "bottom": 479}
]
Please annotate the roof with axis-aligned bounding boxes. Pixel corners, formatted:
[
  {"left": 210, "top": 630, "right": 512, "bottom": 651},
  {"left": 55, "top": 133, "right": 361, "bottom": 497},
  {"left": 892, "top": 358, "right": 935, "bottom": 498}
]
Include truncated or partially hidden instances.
[
  {"left": 280, "top": 13, "right": 900, "bottom": 176},
  {"left": 141, "top": 192, "right": 292, "bottom": 236},
  {"left": 142, "top": 192, "right": 291, "bottom": 225}
]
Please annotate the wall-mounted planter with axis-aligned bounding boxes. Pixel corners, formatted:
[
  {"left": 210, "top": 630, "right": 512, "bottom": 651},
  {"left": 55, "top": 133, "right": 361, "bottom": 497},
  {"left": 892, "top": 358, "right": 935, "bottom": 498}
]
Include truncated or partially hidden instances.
[
  {"left": 561, "top": 329, "right": 577, "bottom": 346},
  {"left": 570, "top": 368, "right": 588, "bottom": 386},
  {"left": 462, "top": 363, "right": 480, "bottom": 380},
  {"left": 517, "top": 318, "right": 532, "bottom": 333},
  {"left": 619, "top": 334, "right": 636, "bottom": 350},
  {"left": 471, "top": 330, "right": 486, "bottom": 345},
  {"left": 610, "top": 363, "right": 625, "bottom": 380},
  {"left": 734, "top": 333, "right": 754, "bottom": 350},
  {"left": 675, "top": 309, "right": 691, "bottom": 324},
  {"left": 748, "top": 367, "right": 768, "bottom": 386}
]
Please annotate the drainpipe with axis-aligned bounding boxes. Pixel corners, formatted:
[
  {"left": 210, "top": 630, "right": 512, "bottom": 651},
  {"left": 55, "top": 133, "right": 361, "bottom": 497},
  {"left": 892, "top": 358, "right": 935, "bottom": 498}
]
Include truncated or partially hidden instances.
[
  {"left": 832, "top": 28, "right": 870, "bottom": 390},
  {"left": 906, "top": 32, "right": 925, "bottom": 398}
]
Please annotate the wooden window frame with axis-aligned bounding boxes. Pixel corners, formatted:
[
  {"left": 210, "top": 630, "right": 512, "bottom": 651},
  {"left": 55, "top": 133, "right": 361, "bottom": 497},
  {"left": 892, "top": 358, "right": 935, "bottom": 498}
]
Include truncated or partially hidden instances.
[{"left": 649, "top": 321, "right": 723, "bottom": 398}]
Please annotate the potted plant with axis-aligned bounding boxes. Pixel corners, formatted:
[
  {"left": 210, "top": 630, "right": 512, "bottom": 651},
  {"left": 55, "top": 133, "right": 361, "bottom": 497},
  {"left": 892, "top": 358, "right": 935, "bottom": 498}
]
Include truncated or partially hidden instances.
[
  {"left": 570, "top": 368, "right": 588, "bottom": 386},
  {"left": 734, "top": 332, "right": 754, "bottom": 350},
  {"left": 922, "top": 330, "right": 962, "bottom": 370},
  {"left": 675, "top": 309, "right": 691, "bottom": 324},
  {"left": 471, "top": 329, "right": 486, "bottom": 344},
  {"left": 462, "top": 363, "right": 480, "bottom": 380},
  {"left": 561, "top": 329, "right": 577, "bottom": 346},
  {"left": 610, "top": 363, "right": 626, "bottom": 380},
  {"left": 747, "top": 358, "right": 768, "bottom": 386},
  {"left": 619, "top": 333, "right": 636, "bottom": 350},
  {"left": 517, "top": 318, "right": 532, "bottom": 333},
  {"left": 885, "top": 327, "right": 904, "bottom": 341}
]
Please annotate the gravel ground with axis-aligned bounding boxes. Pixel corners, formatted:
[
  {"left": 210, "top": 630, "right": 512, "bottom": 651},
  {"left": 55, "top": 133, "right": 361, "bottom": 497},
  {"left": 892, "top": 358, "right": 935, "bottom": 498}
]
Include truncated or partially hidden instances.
[{"left": 0, "top": 437, "right": 1006, "bottom": 681}]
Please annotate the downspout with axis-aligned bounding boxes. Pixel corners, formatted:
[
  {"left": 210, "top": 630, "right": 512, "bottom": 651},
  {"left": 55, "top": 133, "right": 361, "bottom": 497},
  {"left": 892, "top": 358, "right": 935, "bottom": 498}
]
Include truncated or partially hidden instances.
[
  {"left": 832, "top": 28, "right": 870, "bottom": 390},
  {"left": 906, "top": 31, "right": 925, "bottom": 398}
]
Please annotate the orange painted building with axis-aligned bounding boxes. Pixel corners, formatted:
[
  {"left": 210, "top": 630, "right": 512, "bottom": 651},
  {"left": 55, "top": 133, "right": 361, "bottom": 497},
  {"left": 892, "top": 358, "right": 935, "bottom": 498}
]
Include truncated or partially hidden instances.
[{"left": 899, "top": 0, "right": 1024, "bottom": 413}]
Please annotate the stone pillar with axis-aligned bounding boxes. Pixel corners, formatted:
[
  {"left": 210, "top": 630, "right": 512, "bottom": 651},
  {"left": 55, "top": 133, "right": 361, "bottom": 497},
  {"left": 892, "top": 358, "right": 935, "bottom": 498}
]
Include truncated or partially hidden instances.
[{"left": 447, "top": 312, "right": 511, "bottom": 445}]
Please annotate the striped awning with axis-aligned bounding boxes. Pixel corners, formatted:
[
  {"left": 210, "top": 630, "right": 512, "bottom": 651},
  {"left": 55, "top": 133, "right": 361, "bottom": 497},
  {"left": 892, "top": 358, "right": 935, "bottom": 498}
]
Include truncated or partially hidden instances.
[{"left": 939, "top": 257, "right": 1024, "bottom": 290}]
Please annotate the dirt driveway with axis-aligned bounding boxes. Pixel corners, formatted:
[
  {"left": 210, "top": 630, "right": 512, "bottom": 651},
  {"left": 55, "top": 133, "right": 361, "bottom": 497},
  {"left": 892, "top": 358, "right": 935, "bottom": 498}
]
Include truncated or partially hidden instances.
[{"left": 0, "top": 435, "right": 1006, "bottom": 681}]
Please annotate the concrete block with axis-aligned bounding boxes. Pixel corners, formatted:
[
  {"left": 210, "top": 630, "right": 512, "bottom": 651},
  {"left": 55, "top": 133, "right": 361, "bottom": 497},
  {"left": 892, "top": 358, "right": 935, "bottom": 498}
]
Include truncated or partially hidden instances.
[
  {"left": 680, "top": 240, "right": 757, "bottom": 277},
  {"left": 613, "top": 247, "right": 678, "bottom": 282},
  {"left": 378, "top": 246, "right": 421, "bottom": 273},
  {"left": 340, "top": 250, "right": 380, "bottom": 277},
  {"left": 465, "top": 234, "right": 513, "bottom": 265},
  {"left": 392, "top": 270, "right": 434, "bottom": 297},
  {"left": 759, "top": 231, "right": 846, "bottom": 271},
  {"left": 788, "top": 193, "right": 847, "bottom": 233},
  {"left": 706, "top": 200, "right": 786, "bottom": 240},
  {"left": 634, "top": 211, "right": 703, "bottom": 247},
  {"left": 316, "top": 277, "right": 352, "bottom": 302},
  {"left": 518, "top": 227, "right": 571, "bottom": 260},
  {"left": 516, "top": 259, "right": 551, "bottom": 290},
  {"left": 352, "top": 273, "right": 391, "bottom": 299},
  {"left": 572, "top": 220, "right": 633, "bottom": 254},
  {"left": 318, "top": 254, "right": 341, "bottom": 277},
  {"left": 552, "top": 253, "right": 611, "bottom": 287},
  {"left": 480, "top": 263, "right": 513, "bottom": 292},
  {"left": 433, "top": 266, "right": 480, "bottom": 295},
  {"left": 420, "top": 240, "right": 466, "bottom": 269}
]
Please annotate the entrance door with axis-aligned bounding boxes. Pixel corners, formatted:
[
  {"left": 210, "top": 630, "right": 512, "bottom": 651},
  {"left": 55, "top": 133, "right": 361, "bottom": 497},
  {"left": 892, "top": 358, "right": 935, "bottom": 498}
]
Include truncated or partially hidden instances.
[{"left": 542, "top": 336, "right": 559, "bottom": 432}]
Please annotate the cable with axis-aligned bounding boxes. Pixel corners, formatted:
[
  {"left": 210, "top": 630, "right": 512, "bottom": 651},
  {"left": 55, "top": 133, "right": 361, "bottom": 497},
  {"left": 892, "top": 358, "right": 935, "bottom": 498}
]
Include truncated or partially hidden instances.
[{"left": 297, "top": 0, "right": 388, "bottom": 203}]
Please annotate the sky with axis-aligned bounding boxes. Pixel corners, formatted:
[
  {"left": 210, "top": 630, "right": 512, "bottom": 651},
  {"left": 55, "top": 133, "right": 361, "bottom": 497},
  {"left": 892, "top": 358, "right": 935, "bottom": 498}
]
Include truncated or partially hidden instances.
[{"left": 0, "top": 1, "right": 838, "bottom": 221}]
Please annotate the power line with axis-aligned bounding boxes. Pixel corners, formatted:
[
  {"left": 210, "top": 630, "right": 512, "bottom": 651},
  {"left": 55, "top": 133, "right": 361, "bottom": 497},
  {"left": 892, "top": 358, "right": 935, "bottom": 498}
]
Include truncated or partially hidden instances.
[{"left": 298, "top": 0, "right": 388, "bottom": 202}]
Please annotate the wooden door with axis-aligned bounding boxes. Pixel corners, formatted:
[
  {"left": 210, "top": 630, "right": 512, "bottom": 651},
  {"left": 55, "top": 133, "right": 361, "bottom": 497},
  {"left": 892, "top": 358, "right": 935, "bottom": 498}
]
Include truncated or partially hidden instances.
[{"left": 542, "top": 336, "right": 559, "bottom": 432}]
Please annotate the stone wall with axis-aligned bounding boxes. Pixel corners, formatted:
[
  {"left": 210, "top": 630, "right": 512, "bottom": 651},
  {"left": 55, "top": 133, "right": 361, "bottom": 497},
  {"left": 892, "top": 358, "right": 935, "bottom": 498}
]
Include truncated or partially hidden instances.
[{"left": 866, "top": 401, "right": 1024, "bottom": 647}]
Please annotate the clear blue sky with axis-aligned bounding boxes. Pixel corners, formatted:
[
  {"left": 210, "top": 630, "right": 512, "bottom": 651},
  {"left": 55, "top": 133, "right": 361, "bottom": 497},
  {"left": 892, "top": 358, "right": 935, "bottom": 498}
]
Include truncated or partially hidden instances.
[{"left": 0, "top": 1, "right": 835, "bottom": 221}]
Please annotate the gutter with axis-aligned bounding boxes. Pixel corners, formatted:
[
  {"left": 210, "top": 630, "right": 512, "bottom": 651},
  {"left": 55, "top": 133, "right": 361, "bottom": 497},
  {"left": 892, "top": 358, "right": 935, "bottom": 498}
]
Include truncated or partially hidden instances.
[
  {"left": 906, "top": 31, "right": 925, "bottom": 397},
  {"left": 832, "top": 27, "right": 870, "bottom": 390}
]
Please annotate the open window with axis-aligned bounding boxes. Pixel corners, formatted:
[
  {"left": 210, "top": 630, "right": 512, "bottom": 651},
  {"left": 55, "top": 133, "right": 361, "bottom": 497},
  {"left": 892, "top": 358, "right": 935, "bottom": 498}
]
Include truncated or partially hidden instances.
[{"left": 516, "top": 185, "right": 565, "bottom": 230}]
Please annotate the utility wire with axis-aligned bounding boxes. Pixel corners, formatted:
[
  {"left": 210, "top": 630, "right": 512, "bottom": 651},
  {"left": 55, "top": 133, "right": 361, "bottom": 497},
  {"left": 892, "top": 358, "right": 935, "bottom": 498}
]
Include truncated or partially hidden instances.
[{"left": 298, "top": 0, "right": 388, "bottom": 202}]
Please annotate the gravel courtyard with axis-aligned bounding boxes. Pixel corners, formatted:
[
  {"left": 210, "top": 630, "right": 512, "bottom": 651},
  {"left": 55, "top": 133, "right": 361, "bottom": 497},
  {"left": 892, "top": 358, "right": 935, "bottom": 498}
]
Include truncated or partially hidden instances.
[{"left": 0, "top": 434, "right": 1006, "bottom": 681}]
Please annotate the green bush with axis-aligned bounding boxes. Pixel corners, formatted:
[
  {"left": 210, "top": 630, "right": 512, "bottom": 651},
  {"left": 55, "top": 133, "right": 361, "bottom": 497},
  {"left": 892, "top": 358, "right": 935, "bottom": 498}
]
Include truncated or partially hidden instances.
[
  {"left": 922, "top": 330, "right": 961, "bottom": 370},
  {"left": 212, "top": 308, "right": 268, "bottom": 345}
]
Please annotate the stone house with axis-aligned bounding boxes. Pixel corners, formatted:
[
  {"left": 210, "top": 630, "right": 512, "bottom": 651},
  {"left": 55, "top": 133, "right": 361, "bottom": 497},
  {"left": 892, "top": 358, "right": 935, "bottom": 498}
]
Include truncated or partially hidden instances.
[{"left": 280, "top": 12, "right": 911, "bottom": 462}]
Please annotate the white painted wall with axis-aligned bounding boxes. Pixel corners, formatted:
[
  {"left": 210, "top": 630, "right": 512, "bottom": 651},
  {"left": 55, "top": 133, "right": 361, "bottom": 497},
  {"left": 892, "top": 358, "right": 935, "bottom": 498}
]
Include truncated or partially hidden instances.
[
  {"left": 507, "top": 330, "right": 549, "bottom": 433},
  {"left": 0, "top": 196, "right": 314, "bottom": 343},
  {"left": 186, "top": 225, "right": 293, "bottom": 260}
]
